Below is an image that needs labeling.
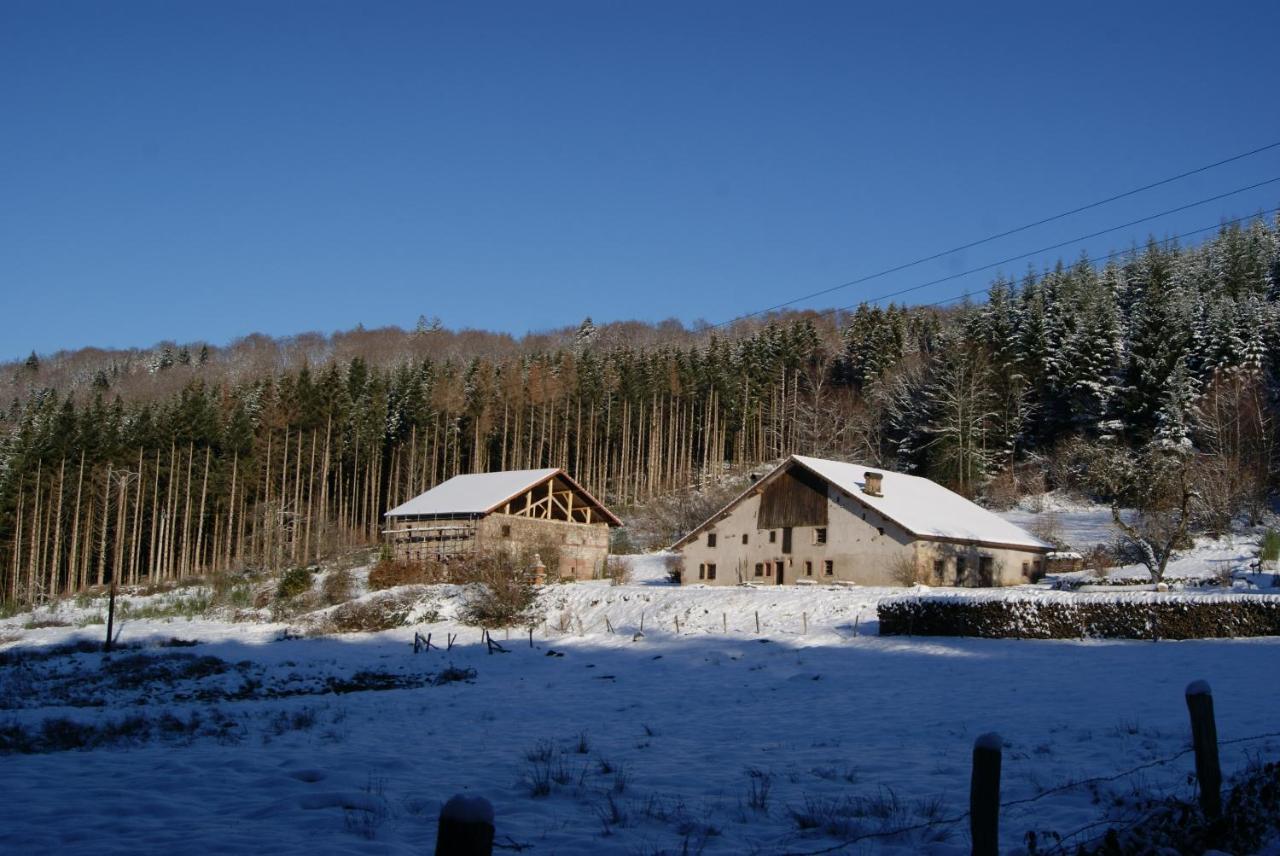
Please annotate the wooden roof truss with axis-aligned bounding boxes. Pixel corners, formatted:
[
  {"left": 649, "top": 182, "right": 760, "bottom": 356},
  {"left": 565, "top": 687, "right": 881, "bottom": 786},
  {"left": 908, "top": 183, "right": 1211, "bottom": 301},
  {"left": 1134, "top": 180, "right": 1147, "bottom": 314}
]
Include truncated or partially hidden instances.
[{"left": 500, "top": 475, "right": 600, "bottom": 525}]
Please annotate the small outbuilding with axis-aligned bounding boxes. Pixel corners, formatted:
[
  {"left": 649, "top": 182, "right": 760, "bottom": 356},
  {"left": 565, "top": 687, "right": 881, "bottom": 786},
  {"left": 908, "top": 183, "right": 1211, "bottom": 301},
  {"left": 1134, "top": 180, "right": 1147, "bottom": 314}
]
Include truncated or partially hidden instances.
[
  {"left": 673, "top": 455, "right": 1052, "bottom": 587},
  {"left": 383, "top": 468, "right": 621, "bottom": 580}
]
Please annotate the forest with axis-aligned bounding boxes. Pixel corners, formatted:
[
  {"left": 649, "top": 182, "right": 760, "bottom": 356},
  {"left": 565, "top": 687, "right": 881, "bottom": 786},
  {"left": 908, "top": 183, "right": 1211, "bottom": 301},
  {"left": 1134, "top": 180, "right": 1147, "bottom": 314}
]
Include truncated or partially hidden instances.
[{"left": 2, "top": 216, "right": 1278, "bottom": 605}]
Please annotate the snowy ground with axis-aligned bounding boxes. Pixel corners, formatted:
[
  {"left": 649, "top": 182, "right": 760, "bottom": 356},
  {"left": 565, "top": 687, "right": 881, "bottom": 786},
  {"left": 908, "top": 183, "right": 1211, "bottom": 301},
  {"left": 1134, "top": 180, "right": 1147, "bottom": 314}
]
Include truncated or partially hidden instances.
[{"left": 2, "top": 505, "right": 1278, "bottom": 855}]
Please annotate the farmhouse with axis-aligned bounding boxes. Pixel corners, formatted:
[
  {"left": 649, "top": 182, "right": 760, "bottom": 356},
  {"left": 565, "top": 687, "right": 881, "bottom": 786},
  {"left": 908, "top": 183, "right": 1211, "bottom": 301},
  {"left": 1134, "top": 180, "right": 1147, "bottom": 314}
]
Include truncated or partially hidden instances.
[
  {"left": 673, "top": 455, "right": 1051, "bottom": 587},
  {"left": 382, "top": 468, "right": 621, "bottom": 580}
]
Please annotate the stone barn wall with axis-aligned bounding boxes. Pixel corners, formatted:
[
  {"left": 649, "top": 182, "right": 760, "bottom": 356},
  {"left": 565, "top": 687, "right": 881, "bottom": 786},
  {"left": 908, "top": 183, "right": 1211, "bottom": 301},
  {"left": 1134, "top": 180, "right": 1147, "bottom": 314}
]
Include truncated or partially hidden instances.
[{"left": 475, "top": 514, "right": 611, "bottom": 581}]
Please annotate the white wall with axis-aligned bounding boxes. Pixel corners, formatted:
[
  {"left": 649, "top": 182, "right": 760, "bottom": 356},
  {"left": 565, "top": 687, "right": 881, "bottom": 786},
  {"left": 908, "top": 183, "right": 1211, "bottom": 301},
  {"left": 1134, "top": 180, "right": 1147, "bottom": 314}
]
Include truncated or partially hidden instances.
[{"left": 678, "top": 484, "right": 1044, "bottom": 587}]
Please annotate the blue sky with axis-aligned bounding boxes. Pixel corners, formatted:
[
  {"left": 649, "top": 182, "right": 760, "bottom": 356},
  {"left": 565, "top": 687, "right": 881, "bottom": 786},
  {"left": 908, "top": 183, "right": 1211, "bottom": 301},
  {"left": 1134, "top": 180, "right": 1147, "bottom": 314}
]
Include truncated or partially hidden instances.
[{"left": 3, "top": 1, "right": 1280, "bottom": 359}]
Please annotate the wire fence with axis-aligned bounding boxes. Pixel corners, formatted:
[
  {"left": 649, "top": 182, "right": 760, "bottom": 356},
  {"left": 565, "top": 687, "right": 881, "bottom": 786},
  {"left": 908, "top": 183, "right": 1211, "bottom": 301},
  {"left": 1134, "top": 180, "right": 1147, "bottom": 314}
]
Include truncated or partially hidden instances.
[{"left": 776, "top": 729, "right": 1280, "bottom": 856}]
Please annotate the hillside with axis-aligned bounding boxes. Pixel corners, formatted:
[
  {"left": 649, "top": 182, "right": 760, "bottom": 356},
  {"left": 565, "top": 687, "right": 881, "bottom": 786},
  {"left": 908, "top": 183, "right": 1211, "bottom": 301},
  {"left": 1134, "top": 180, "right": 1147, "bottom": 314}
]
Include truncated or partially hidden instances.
[{"left": 2, "top": 218, "right": 1279, "bottom": 604}]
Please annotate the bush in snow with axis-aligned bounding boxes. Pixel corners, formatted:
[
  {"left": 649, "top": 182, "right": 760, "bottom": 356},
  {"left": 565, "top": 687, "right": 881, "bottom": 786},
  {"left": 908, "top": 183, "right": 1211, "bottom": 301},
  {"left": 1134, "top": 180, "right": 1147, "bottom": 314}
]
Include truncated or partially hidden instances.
[
  {"left": 604, "top": 556, "right": 632, "bottom": 586},
  {"left": 879, "top": 592, "right": 1280, "bottom": 640},
  {"left": 455, "top": 550, "right": 538, "bottom": 628},
  {"left": 320, "top": 568, "right": 356, "bottom": 605},
  {"left": 367, "top": 558, "right": 443, "bottom": 590},
  {"left": 1261, "top": 529, "right": 1280, "bottom": 564},
  {"left": 276, "top": 567, "right": 314, "bottom": 600}
]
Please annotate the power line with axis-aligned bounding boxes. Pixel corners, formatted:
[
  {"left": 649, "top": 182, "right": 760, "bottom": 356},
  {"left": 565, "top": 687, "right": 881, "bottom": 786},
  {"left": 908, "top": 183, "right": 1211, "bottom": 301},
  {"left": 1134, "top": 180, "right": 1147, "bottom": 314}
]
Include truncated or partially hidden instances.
[
  {"left": 812, "top": 187, "right": 1280, "bottom": 316},
  {"left": 715, "top": 139, "right": 1280, "bottom": 327},
  {"left": 908, "top": 205, "right": 1280, "bottom": 314}
]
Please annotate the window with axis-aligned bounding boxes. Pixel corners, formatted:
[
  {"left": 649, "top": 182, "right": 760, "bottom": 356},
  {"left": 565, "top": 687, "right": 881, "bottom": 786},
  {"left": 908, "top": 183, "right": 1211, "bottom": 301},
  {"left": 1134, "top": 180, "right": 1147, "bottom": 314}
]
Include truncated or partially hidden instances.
[
  {"left": 765, "top": 563, "right": 773, "bottom": 577},
  {"left": 742, "top": 533, "right": 749, "bottom": 545},
  {"left": 698, "top": 564, "right": 706, "bottom": 580},
  {"left": 814, "top": 527, "right": 827, "bottom": 545},
  {"left": 979, "top": 556, "right": 994, "bottom": 584},
  {"left": 706, "top": 563, "right": 717, "bottom": 581},
  {"left": 769, "top": 530, "right": 777, "bottom": 543},
  {"left": 501, "top": 524, "right": 511, "bottom": 537},
  {"left": 956, "top": 556, "right": 967, "bottom": 582},
  {"left": 823, "top": 560, "right": 834, "bottom": 576},
  {"left": 1021, "top": 561, "right": 1030, "bottom": 578},
  {"left": 804, "top": 560, "right": 813, "bottom": 576},
  {"left": 754, "top": 562, "right": 764, "bottom": 577},
  {"left": 933, "top": 559, "right": 945, "bottom": 580},
  {"left": 707, "top": 532, "right": 717, "bottom": 548}
]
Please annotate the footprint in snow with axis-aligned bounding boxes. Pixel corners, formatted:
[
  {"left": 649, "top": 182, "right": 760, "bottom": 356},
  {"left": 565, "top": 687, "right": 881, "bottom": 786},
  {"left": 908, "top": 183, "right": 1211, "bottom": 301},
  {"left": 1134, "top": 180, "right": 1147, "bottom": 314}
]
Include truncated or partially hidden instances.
[{"left": 287, "top": 769, "right": 326, "bottom": 783}]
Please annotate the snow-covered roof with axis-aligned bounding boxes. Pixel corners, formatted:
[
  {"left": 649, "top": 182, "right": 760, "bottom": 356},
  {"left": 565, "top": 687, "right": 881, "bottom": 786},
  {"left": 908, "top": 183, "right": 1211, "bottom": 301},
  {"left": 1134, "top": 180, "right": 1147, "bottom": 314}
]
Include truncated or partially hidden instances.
[
  {"left": 790, "top": 456, "right": 1052, "bottom": 550},
  {"left": 385, "top": 468, "right": 559, "bottom": 517},
  {"left": 384, "top": 468, "right": 621, "bottom": 525},
  {"left": 673, "top": 455, "right": 1051, "bottom": 551}
]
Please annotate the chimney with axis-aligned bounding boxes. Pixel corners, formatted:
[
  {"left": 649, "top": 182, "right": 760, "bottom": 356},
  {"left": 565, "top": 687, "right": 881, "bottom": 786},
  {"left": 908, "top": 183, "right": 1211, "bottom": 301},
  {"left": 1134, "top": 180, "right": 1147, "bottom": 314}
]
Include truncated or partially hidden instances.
[{"left": 863, "top": 471, "right": 883, "bottom": 497}]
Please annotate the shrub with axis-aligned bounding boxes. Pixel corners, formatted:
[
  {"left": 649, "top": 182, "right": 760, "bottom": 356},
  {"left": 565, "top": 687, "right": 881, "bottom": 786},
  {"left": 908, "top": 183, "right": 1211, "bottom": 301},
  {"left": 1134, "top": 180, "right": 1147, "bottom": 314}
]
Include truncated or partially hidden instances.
[
  {"left": 661, "top": 554, "right": 683, "bottom": 585},
  {"left": 1029, "top": 512, "right": 1067, "bottom": 550},
  {"left": 604, "top": 556, "right": 632, "bottom": 586},
  {"left": 320, "top": 568, "right": 356, "bottom": 604},
  {"left": 1261, "top": 529, "right": 1280, "bottom": 564},
  {"left": 889, "top": 554, "right": 924, "bottom": 586},
  {"left": 879, "top": 593, "right": 1280, "bottom": 640},
  {"left": 319, "top": 590, "right": 421, "bottom": 633},
  {"left": 456, "top": 551, "right": 539, "bottom": 627},
  {"left": 367, "top": 559, "right": 443, "bottom": 590},
  {"left": 276, "top": 567, "right": 314, "bottom": 600}
]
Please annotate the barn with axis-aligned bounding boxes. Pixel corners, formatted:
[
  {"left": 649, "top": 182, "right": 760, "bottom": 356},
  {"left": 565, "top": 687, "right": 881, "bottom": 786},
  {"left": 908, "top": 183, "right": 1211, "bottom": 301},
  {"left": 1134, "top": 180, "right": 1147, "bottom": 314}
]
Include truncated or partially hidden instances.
[
  {"left": 673, "top": 455, "right": 1051, "bottom": 587},
  {"left": 382, "top": 468, "right": 621, "bottom": 580}
]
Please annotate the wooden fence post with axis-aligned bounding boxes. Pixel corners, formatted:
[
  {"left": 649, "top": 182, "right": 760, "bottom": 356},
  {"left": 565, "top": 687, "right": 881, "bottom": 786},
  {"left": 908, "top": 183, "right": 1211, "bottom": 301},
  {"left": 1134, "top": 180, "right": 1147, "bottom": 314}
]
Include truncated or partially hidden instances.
[
  {"left": 802, "top": 612, "right": 807, "bottom": 634},
  {"left": 435, "top": 794, "right": 494, "bottom": 856},
  {"left": 970, "top": 732, "right": 1002, "bottom": 856},
  {"left": 755, "top": 610, "right": 760, "bottom": 634},
  {"left": 1185, "top": 680, "right": 1222, "bottom": 818}
]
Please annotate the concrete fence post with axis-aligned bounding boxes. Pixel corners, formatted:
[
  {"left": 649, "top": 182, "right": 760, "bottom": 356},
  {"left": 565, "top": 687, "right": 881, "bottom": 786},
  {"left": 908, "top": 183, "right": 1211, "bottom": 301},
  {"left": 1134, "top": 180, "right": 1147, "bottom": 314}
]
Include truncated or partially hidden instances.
[
  {"left": 970, "top": 732, "right": 1002, "bottom": 856},
  {"left": 1185, "top": 680, "right": 1222, "bottom": 818},
  {"left": 435, "top": 794, "right": 494, "bottom": 856}
]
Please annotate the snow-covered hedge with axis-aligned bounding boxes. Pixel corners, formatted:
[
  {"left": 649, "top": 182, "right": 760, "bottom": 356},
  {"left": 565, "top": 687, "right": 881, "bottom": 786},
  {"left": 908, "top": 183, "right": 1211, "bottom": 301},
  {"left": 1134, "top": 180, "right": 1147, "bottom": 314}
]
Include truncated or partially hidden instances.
[{"left": 878, "top": 590, "right": 1280, "bottom": 639}]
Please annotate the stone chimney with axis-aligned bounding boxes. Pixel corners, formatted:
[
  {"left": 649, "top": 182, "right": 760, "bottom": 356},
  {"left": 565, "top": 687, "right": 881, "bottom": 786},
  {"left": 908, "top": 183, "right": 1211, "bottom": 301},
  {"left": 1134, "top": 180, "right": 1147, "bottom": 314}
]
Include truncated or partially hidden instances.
[{"left": 863, "top": 471, "right": 883, "bottom": 497}]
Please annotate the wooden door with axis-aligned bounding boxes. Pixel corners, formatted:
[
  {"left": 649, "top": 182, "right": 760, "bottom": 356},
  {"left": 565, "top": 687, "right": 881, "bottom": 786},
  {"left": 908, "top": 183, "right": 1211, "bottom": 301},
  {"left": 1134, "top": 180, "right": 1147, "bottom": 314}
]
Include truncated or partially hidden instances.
[{"left": 775, "top": 560, "right": 785, "bottom": 585}]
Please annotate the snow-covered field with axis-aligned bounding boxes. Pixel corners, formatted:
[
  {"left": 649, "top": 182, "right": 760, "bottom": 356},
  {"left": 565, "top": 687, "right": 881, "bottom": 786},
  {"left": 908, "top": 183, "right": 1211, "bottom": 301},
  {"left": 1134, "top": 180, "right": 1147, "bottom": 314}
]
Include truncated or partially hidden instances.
[{"left": 2, "top": 507, "right": 1279, "bottom": 855}]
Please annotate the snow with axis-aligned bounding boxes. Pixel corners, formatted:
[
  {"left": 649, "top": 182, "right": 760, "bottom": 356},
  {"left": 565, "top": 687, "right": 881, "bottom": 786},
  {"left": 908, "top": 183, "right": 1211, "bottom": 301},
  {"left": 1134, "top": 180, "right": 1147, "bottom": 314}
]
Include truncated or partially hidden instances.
[
  {"left": 383, "top": 468, "right": 560, "bottom": 517},
  {"left": 2, "top": 550, "right": 1279, "bottom": 854},
  {"left": 792, "top": 455, "right": 1052, "bottom": 550}
]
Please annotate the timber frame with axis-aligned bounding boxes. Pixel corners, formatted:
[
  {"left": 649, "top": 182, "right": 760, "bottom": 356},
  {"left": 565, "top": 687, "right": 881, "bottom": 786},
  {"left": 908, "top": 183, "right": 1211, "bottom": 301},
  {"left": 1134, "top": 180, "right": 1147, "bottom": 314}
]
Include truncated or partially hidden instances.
[{"left": 495, "top": 473, "right": 613, "bottom": 525}]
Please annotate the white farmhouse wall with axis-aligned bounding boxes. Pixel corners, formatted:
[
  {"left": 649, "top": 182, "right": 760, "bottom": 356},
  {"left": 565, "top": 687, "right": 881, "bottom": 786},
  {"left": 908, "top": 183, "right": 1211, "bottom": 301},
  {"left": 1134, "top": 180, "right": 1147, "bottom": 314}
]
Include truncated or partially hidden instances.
[{"left": 679, "top": 483, "right": 1044, "bottom": 587}]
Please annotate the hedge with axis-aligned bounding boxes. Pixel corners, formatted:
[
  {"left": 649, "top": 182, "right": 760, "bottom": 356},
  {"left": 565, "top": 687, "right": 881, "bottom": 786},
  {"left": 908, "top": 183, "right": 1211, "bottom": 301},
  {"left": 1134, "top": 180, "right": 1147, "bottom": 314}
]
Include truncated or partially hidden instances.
[{"left": 877, "top": 591, "right": 1280, "bottom": 640}]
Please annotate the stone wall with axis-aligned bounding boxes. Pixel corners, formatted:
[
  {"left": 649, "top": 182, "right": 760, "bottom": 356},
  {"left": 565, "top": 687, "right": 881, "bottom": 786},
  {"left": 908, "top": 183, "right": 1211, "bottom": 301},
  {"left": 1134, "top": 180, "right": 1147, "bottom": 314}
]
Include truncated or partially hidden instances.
[{"left": 474, "top": 514, "right": 610, "bottom": 581}]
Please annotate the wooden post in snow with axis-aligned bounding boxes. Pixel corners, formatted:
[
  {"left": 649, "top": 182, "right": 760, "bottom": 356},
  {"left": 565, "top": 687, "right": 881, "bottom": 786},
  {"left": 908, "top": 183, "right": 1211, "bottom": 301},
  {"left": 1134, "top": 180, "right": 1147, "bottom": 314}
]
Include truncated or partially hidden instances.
[
  {"left": 1185, "top": 680, "right": 1222, "bottom": 818},
  {"left": 435, "top": 794, "right": 494, "bottom": 856},
  {"left": 970, "top": 732, "right": 1001, "bottom": 856}
]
